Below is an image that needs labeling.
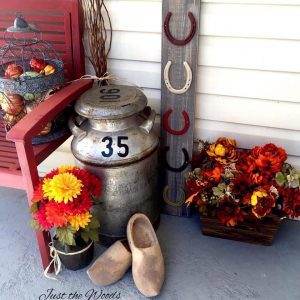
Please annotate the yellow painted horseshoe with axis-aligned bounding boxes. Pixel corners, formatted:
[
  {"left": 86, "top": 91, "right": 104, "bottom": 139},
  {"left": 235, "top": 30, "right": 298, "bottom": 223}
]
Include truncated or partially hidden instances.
[
  {"left": 163, "top": 61, "right": 193, "bottom": 95},
  {"left": 163, "top": 185, "right": 186, "bottom": 207}
]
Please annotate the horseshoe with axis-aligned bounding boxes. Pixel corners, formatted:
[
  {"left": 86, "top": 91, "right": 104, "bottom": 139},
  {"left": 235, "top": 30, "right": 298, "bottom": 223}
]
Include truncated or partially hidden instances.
[
  {"left": 162, "top": 147, "right": 189, "bottom": 172},
  {"left": 164, "top": 12, "right": 197, "bottom": 46},
  {"left": 163, "top": 109, "right": 190, "bottom": 135},
  {"left": 163, "top": 185, "right": 186, "bottom": 207},
  {"left": 164, "top": 61, "right": 192, "bottom": 95}
]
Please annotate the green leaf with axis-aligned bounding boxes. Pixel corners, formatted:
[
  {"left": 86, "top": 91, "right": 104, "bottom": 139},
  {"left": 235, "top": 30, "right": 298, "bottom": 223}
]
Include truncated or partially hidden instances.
[
  {"left": 275, "top": 172, "right": 285, "bottom": 186},
  {"left": 29, "top": 219, "right": 44, "bottom": 231},
  {"left": 29, "top": 203, "right": 38, "bottom": 214},
  {"left": 89, "top": 215, "right": 100, "bottom": 229},
  {"left": 88, "top": 229, "right": 99, "bottom": 242},
  {"left": 80, "top": 231, "right": 90, "bottom": 244},
  {"left": 56, "top": 226, "right": 76, "bottom": 246},
  {"left": 212, "top": 186, "right": 224, "bottom": 197}
]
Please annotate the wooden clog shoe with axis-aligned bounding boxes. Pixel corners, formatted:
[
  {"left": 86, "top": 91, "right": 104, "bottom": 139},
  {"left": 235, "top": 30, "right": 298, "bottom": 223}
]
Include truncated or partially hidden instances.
[
  {"left": 87, "top": 239, "right": 132, "bottom": 286},
  {"left": 127, "top": 213, "right": 165, "bottom": 297}
]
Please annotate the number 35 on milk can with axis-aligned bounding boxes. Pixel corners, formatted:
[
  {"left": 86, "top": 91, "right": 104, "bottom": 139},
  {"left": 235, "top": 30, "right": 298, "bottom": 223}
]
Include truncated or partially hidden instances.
[{"left": 69, "top": 84, "right": 160, "bottom": 245}]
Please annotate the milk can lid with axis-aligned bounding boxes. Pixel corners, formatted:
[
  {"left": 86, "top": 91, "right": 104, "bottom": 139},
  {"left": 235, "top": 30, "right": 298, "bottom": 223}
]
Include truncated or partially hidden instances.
[{"left": 75, "top": 83, "right": 147, "bottom": 119}]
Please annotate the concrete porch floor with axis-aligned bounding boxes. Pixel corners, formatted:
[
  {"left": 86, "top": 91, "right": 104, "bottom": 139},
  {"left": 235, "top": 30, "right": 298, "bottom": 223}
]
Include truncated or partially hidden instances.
[{"left": 0, "top": 186, "right": 300, "bottom": 300}]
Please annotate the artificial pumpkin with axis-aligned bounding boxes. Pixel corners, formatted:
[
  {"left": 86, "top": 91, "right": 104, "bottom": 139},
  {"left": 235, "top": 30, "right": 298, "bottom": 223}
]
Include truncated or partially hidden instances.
[
  {"left": 0, "top": 93, "right": 24, "bottom": 115},
  {"left": 5, "top": 64, "right": 24, "bottom": 78},
  {"left": 29, "top": 58, "right": 46, "bottom": 73},
  {"left": 41, "top": 64, "right": 56, "bottom": 76}
]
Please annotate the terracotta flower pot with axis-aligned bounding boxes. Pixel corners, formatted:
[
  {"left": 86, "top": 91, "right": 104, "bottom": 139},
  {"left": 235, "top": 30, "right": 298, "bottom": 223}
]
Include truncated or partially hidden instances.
[
  {"left": 200, "top": 214, "right": 282, "bottom": 246},
  {"left": 53, "top": 238, "right": 94, "bottom": 270}
]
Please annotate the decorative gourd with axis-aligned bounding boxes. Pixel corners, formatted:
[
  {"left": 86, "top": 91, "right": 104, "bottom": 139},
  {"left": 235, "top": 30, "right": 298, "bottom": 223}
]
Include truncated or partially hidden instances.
[
  {"left": 42, "top": 64, "right": 56, "bottom": 76},
  {"left": 0, "top": 93, "right": 24, "bottom": 115},
  {"left": 4, "top": 64, "right": 23, "bottom": 78},
  {"left": 29, "top": 58, "right": 46, "bottom": 73}
]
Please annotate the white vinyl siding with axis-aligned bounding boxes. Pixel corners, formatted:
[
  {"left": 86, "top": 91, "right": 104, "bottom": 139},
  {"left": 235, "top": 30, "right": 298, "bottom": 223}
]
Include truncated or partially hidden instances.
[{"left": 39, "top": 0, "right": 300, "bottom": 174}]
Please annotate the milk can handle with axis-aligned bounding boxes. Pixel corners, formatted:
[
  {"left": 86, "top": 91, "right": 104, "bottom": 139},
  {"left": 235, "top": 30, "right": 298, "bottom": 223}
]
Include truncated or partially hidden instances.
[
  {"left": 68, "top": 115, "right": 87, "bottom": 140},
  {"left": 139, "top": 109, "right": 156, "bottom": 134}
]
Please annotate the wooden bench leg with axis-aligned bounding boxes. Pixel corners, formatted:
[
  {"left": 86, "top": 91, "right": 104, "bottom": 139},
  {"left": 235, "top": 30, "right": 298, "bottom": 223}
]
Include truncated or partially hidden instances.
[
  {"left": 36, "top": 230, "right": 53, "bottom": 272},
  {"left": 14, "top": 141, "right": 53, "bottom": 272}
]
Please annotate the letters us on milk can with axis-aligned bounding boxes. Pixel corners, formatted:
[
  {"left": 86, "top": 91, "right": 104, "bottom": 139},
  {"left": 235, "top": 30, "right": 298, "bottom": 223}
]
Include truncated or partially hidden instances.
[{"left": 69, "top": 84, "right": 160, "bottom": 244}]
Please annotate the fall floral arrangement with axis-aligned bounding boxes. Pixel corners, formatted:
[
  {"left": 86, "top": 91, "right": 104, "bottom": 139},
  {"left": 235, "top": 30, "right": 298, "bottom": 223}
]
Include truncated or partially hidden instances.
[
  {"left": 186, "top": 137, "right": 300, "bottom": 227},
  {"left": 30, "top": 166, "right": 101, "bottom": 246}
]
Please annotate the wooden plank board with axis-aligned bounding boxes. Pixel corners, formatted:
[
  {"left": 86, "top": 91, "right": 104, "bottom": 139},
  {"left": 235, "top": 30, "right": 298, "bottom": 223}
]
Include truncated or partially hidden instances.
[
  {"left": 202, "top": 0, "right": 300, "bottom": 4},
  {"left": 108, "top": 31, "right": 300, "bottom": 73},
  {"left": 106, "top": 2, "right": 300, "bottom": 40},
  {"left": 141, "top": 89, "right": 300, "bottom": 131},
  {"left": 160, "top": 0, "right": 200, "bottom": 216},
  {"left": 107, "top": 59, "right": 300, "bottom": 104}
]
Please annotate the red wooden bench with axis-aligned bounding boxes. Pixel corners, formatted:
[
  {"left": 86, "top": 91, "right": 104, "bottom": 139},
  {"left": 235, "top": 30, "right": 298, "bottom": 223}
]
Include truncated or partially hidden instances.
[{"left": 0, "top": 0, "right": 92, "bottom": 270}]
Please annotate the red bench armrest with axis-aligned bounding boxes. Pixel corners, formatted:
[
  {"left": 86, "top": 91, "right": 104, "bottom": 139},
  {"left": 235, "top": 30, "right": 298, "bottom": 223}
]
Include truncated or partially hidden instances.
[{"left": 6, "top": 80, "right": 93, "bottom": 142}]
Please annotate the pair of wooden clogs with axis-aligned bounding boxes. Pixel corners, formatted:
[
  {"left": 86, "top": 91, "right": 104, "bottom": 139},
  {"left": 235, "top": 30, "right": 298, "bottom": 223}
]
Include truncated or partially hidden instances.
[{"left": 87, "top": 213, "right": 165, "bottom": 297}]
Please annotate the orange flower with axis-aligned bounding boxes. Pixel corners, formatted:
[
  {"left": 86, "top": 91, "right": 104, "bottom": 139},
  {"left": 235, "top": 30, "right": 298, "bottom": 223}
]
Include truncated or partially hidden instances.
[
  {"left": 207, "top": 137, "right": 238, "bottom": 165},
  {"left": 32, "top": 183, "right": 44, "bottom": 203},
  {"left": 203, "top": 165, "right": 224, "bottom": 183}
]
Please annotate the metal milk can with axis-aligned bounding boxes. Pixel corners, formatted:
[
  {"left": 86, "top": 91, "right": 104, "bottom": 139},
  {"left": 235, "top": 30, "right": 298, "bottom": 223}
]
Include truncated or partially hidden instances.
[{"left": 69, "top": 84, "right": 160, "bottom": 244}]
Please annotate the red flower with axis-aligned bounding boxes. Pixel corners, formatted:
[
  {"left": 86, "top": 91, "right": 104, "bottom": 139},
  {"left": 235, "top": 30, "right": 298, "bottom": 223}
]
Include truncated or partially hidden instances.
[
  {"left": 44, "top": 168, "right": 59, "bottom": 179},
  {"left": 282, "top": 188, "right": 300, "bottom": 218},
  {"left": 186, "top": 178, "right": 210, "bottom": 196},
  {"left": 250, "top": 188, "right": 276, "bottom": 218},
  {"left": 45, "top": 201, "right": 69, "bottom": 227},
  {"left": 251, "top": 144, "right": 287, "bottom": 176},
  {"left": 232, "top": 173, "right": 253, "bottom": 197},
  {"left": 66, "top": 189, "right": 92, "bottom": 214},
  {"left": 216, "top": 201, "right": 245, "bottom": 227},
  {"left": 33, "top": 203, "right": 52, "bottom": 230},
  {"left": 69, "top": 168, "right": 102, "bottom": 196}
]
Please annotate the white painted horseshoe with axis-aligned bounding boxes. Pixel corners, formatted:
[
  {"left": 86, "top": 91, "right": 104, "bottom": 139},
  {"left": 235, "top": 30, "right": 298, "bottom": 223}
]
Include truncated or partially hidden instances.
[{"left": 163, "top": 61, "right": 193, "bottom": 95}]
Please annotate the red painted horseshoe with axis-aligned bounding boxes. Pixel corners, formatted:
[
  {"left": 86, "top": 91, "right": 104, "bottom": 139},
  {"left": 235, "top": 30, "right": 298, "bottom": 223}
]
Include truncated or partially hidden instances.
[
  {"left": 163, "top": 109, "right": 190, "bottom": 135},
  {"left": 164, "top": 12, "right": 197, "bottom": 46}
]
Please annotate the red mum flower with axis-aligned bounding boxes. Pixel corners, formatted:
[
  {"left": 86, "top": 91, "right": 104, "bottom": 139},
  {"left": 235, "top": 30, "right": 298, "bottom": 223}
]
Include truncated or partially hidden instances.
[
  {"left": 251, "top": 144, "right": 287, "bottom": 176},
  {"left": 250, "top": 188, "right": 276, "bottom": 218},
  {"left": 232, "top": 173, "right": 253, "bottom": 197},
  {"left": 282, "top": 188, "right": 300, "bottom": 218},
  {"left": 44, "top": 168, "right": 59, "bottom": 179},
  {"left": 88, "top": 174, "right": 102, "bottom": 196},
  {"left": 33, "top": 203, "right": 52, "bottom": 230},
  {"left": 66, "top": 188, "right": 92, "bottom": 214},
  {"left": 217, "top": 201, "right": 245, "bottom": 227},
  {"left": 69, "top": 168, "right": 101, "bottom": 196},
  {"left": 45, "top": 201, "right": 68, "bottom": 227}
]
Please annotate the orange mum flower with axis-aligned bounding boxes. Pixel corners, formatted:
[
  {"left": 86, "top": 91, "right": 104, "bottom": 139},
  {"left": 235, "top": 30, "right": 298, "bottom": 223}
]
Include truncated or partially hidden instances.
[
  {"left": 68, "top": 212, "right": 92, "bottom": 231},
  {"left": 203, "top": 165, "right": 224, "bottom": 183},
  {"left": 207, "top": 137, "right": 239, "bottom": 165},
  {"left": 32, "top": 183, "right": 44, "bottom": 203}
]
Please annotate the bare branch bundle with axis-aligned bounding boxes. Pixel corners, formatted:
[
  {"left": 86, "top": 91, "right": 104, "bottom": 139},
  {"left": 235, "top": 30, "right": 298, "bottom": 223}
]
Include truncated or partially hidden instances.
[{"left": 80, "top": 0, "right": 112, "bottom": 78}]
